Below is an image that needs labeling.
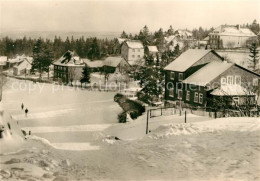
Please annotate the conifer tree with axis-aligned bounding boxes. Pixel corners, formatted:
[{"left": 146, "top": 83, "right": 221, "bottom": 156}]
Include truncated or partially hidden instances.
[{"left": 249, "top": 42, "right": 259, "bottom": 71}]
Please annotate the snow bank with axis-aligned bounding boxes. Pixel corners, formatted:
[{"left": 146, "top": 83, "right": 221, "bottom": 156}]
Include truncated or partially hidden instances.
[
  {"left": 150, "top": 117, "right": 260, "bottom": 139},
  {"left": 27, "top": 135, "right": 100, "bottom": 151},
  {"left": 22, "top": 124, "right": 111, "bottom": 133}
]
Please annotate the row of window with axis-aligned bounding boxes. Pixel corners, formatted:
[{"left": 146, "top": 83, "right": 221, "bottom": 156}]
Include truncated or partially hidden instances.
[
  {"left": 55, "top": 66, "right": 67, "bottom": 71},
  {"left": 168, "top": 88, "right": 203, "bottom": 104},
  {"left": 132, "top": 55, "right": 141, "bottom": 58},
  {"left": 221, "top": 76, "right": 258, "bottom": 86},
  {"left": 209, "top": 35, "right": 219, "bottom": 39},
  {"left": 131, "top": 49, "right": 141, "bottom": 52},
  {"left": 170, "top": 72, "right": 183, "bottom": 81},
  {"left": 221, "top": 76, "right": 241, "bottom": 85}
]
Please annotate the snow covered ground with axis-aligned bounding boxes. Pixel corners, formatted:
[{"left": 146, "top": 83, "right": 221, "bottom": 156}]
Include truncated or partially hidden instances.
[
  {"left": 1, "top": 116, "right": 259, "bottom": 180},
  {"left": 1, "top": 78, "right": 260, "bottom": 180}
]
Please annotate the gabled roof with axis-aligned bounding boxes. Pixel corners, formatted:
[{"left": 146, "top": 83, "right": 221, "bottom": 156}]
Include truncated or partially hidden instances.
[
  {"left": 210, "top": 25, "right": 256, "bottom": 37},
  {"left": 164, "top": 49, "right": 220, "bottom": 72},
  {"left": 124, "top": 40, "right": 144, "bottom": 49},
  {"left": 147, "top": 46, "right": 158, "bottom": 53},
  {"left": 210, "top": 85, "right": 255, "bottom": 96},
  {"left": 83, "top": 59, "right": 103, "bottom": 68},
  {"left": 104, "top": 56, "right": 128, "bottom": 67},
  {"left": 13, "top": 58, "right": 32, "bottom": 69},
  {"left": 53, "top": 50, "right": 84, "bottom": 66},
  {"left": 182, "top": 61, "right": 233, "bottom": 86}
]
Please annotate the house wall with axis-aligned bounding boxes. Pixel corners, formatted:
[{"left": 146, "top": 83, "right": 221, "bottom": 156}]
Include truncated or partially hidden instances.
[
  {"left": 183, "top": 84, "right": 207, "bottom": 107},
  {"left": 121, "top": 43, "right": 129, "bottom": 61},
  {"left": 116, "top": 60, "right": 130, "bottom": 73},
  {"left": 192, "top": 51, "right": 223, "bottom": 67},
  {"left": 221, "top": 35, "right": 253, "bottom": 48},
  {"left": 209, "top": 65, "right": 260, "bottom": 90},
  {"left": 121, "top": 42, "right": 144, "bottom": 62},
  {"left": 54, "top": 65, "right": 83, "bottom": 83}
]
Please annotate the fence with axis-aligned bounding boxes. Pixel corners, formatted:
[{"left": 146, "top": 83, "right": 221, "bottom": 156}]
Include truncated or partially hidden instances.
[{"left": 149, "top": 105, "right": 259, "bottom": 120}]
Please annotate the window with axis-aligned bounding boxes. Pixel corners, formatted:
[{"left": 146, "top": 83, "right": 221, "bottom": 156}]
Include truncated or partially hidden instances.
[
  {"left": 221, "top": 78, "right": 227, "bottom": 86},
  {"left": 233, "top": 97, "right": 239, "bottom": 105},
  {"left": 170, "top": 72, "right": 175, "bottom": 80},
  {"left": 194, "top": 92, "right": 199, "bottom": 103},
  {"left": 132, "top": 49, "right": 135, "bottom": 52},
  {"left": 199, "top": 93, "right": 203, "bottom": 104},
  {"left": 178, "top": 73, "right": 183, "bottom": 81},
  {"left": 227, "top": 76, "right": 233, "bottom": 85},
  {"left": 253, "top": 78, "right": 258, "bottom": 86},
  {"left": 169, "top": 87, "right": 174, "bottom": 97},
  {"left": 186, "top": 91, "right": 190, "bottom": 101},
  {"left": 132, "top": 55, "right": 135, "bottom": 58},
  {"left": 235, "top": 76, "right": 241, "bottom": 85},
  {"left": 138, "top": 49, "right": 140, "bottom": 52},
  {"left": 137, "top": 55, "right": 140, "bottom": 58},
  {"left": 178, "top": 90, "right": 183, "bottom": 100}
]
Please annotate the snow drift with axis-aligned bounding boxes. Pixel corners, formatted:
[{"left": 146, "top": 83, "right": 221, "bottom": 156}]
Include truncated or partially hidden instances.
[{"left": 150, "top": 117, "right": 260, "bottom": 139}]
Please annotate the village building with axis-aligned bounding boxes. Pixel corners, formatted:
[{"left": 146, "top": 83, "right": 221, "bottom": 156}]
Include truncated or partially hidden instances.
[
  {"left": 13, "top": 57, "right": 32, "bottom": 76},
  {"left": 121, "top": 40, "right": 144, "bottom": 65},
  {"left": 164, "top": 49, "right": 260, "bottom": 108},
  {"left": 147, "top": 46, "right": 158, "bottom": 56},
  {"left": 208, "top": 25, "right": 257, "bottom": 49},
  {"left": 174, "top": 30, "right": 193, "bottom": 40},
  {"left": 83, "top": 59, "right": 104, "bottom": 72},
  {"left": 0, "top": 56, "right": 7, "bottom": 68},
  {"left": 53, "top": 50, "right": 85, "bottom": 84},
  {"left": 103, "top": 56, "right": 131, "bottom": 74}
]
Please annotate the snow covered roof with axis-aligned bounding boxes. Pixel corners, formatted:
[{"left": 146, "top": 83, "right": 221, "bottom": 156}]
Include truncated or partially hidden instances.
[
  {"left": 164, "top": 49, "right": 214, "bottom": 72},
  {"left": 210, "top": 85, "right": 255, "bottom": 96},
  {"left": 174, "top": 30, "right": 192, "bottom": 37},
  {"left": 83, "top": 59, "right": 103, "bottom": 68},
  {"left": 147, "top": 46, "right": 158, "bottom": 53},
  {"left": 117, "top": 38, "right": 127, "bottom": 44},
  {"left": 0, "top": 56, "right": 7, "bottom": 65},
  {"left": 125, "top": 40, "right": 144, "bottom": 49},
  {"left": 53, "top": 50, "right": 84, "bottom": 67},
  {"left": 13, "top": 58, "right": 32, "bottom": 70},
  {"left": 164, "top": 35, "right": 177, "bottom": 44},
  {"left": 182, "top": 61, "right": 233, "bottom": 86},
  {"left": 103, "top": 57, "right": 125, "bottom": 67},
  {"left": 210, "top": 25, "right": 256, "bottom": 37}
]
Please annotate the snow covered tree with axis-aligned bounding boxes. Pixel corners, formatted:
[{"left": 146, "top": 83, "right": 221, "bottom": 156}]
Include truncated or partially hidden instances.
[
  {"left": 249, "top": 43, "right": 259, "bottom": 71},
  {"left": 31, "top": 39, "right": 53, "bottom": 79},
  {"left": 80, "top": 66, "right": 91, "bottom": 87}
]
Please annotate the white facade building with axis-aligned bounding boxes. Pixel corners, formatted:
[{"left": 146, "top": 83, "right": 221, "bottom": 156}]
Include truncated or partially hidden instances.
[{"left": 121, "top": 40, "right": 144, "bottom": 65}]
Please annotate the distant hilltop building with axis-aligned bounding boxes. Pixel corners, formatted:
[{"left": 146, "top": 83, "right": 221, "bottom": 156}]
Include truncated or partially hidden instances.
[
  {"left": 121, "top": 40, "right": 144, "bottom": 65},
  {"left": 209, "top": 25, "right": 257, "bottom": 49}
]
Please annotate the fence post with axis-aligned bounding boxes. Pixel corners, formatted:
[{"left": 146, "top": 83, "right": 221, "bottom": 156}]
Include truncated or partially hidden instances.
[
  {"left": 150, "top": 109, "right": 151, "bottom": 118},
  {"left": 214, "top": 111, "right": 217, "bottom": 119},
  {"left": 185, "top": 111, "right": 187, "bottom": 123},
  {"left": 146, "top": 110, "right": 149, "bottom": 134},
  {"left": 161, "top": 107, "right": 162, "bottom": 116},
  {"left": 179, "top": 109, "right": 181, "bottom": 116}
]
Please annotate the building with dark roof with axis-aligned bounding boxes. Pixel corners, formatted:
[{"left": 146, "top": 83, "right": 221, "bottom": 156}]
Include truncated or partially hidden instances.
[
  {"left": 53, "top": 50, "right": 85, "bottom": 84},
  {"left": 164, "top": 49, "right": 260, "bottom": 107}
]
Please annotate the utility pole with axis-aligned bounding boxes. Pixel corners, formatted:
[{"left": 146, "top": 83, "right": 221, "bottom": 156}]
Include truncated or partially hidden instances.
[{"left": 146, "top": 110, "right": 149, "bottom": 134}]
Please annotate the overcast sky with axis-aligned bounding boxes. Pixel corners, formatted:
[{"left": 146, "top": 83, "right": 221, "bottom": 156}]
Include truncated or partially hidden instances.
[{"left": 0, "top": 0, "right": 259, "bottom": 33}]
